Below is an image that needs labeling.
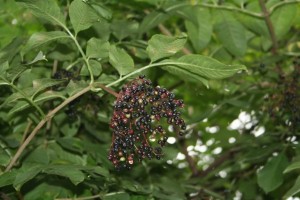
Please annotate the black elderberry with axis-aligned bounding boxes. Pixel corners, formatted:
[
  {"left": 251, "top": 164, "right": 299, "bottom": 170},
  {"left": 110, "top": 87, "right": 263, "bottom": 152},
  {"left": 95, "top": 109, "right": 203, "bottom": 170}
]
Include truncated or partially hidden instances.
[{"left": 108, "top": 75, "right": 186, "bottom": 170}]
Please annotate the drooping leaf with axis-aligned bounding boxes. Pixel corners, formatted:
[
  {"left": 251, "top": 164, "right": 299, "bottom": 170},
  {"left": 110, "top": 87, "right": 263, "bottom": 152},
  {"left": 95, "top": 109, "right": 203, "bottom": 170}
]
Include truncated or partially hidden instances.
[
  {"left": 257, "top": 153, "right": 289, "bottom": 193},
  {"left": 16, "top": 0, "right": 65, "bottom": 26},
  {"left": 271, "top": 4, "right": 297, "bottom": 39},
  {"left": 214, "top": 12, "right": 247, "bottom": 57},
  {"left": 284, "top": 161, "right": 300, "bottom": 173},
  {"left": 69, "top": 0, "right": 104, "bottom": 34},
  {"left": 103, "top": 192, "right": 130, "bottom": 200},
  {"left": 109, "top": 45, "right": 134, "bottom": 76},
  {"left": 146, "top": 34, "right": 187, "bottom": 62},
  {"left": 42, "top": 165, "right": 85, "bottom": 185},
  {"left": 86, "top": 37, "right": 110, "bottom": 59},
  {"left": 23, "top": 31, "right": 70, "bottom": 54},
  {"left": 161, "top": 54, "right": 247, "bottom": 80},
  {"left": 283, "top": 175, "right": 300, "bottom": 199}
]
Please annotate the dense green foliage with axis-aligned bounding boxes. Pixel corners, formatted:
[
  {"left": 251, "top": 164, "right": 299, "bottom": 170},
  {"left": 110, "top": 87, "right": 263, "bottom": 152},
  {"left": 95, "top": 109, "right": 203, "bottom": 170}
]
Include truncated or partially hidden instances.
[{"left": 0, "top": 0, "right": 300, "bottom": 199}]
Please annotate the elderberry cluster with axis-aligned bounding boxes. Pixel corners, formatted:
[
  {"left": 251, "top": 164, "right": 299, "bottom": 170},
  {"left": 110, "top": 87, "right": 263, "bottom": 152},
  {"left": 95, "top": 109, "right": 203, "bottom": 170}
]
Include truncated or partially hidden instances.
[{"left": 108, "top": 75, "right": 186, "bottom": 170}]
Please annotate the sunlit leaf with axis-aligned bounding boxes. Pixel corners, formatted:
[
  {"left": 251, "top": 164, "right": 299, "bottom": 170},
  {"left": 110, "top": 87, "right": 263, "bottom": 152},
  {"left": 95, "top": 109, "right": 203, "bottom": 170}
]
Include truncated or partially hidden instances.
[
  {"left": 109, "top": 45, "right": 134, "bottom": 76},
  {"left": 147, "top": 34, "right": 187, "bottom": 62}
]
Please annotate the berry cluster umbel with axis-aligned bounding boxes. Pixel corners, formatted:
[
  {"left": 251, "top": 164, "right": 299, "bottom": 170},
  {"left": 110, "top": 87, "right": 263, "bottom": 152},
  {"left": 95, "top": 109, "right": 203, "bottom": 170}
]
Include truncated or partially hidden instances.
[{"left": 108, "top": 75, "right": 186, "bottom": 170}]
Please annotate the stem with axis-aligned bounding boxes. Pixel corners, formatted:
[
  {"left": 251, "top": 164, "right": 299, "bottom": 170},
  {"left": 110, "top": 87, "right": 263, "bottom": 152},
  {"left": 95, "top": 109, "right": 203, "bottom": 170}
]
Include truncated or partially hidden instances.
[
  {"left": 62, "top": 27, "right": 94, "bottom": 84},
  {"left": 93, "top": 83, "right": 119, "bottom": 98},
  {"left": 5, "top": 85, "right": 92, "bottom": 172},
  {"left": 259, "top": 0, "right": 278, "bottom": 55}
]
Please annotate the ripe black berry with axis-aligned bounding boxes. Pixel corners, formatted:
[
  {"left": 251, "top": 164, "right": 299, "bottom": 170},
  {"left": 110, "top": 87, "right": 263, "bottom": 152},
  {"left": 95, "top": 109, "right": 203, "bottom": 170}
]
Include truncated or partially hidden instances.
[{"left": 108, "top": 75, "right": 186, "bottom": 170}]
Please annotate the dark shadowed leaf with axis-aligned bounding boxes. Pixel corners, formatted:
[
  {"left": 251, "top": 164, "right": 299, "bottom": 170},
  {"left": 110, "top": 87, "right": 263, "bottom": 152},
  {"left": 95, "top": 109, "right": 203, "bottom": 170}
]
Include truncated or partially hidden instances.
[
  {"left": 284, "top": 161, "right": 300, "bottom": 173},
  {"left": 103, "top": 192, "right": 130, "bottom": 200},
  {"left": 42, "top": 165, "right": 85, "bottom": 185},
  {"left": 0, "top": 171, "right": 17, "bottom": 187},
  {"left": 257, "top": 153, "right": 289, "bottom": 193},
  {"left": 13, "top": 164, "right": 44, "bottom": 190},
  {"left": 284, "top": 175, "right": 300, "bottom": 199}
]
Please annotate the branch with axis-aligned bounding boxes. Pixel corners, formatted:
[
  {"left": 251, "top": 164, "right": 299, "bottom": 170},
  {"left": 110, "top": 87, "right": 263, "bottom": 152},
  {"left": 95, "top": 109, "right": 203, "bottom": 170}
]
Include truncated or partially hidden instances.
[
  {"left": 258, "top": 0, "right": 278, "bottom": 55},
  {"left": 5, "top": 85, "right": 92, "bottom": 172}
]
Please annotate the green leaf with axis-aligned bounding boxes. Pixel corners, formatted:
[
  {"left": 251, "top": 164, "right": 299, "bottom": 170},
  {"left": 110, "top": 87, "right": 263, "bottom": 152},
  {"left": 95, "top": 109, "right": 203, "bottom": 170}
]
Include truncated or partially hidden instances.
[
  {"left": 146, "top": 34, "right": 187, "bottom": 62},
  {"left": 69, "top": 0, "right": 104, "bottom": 34},
  {"left": 6, "top": 65, "right": 30, "bottom": 83},
  {"left": 43, "top": 165, "right": 85, "bottom": 185},
  {"left": 57, "top": 137, "right": 84, "bottom": 154},
  {"left": 214, "top": 12, "right": 247, "bottom": 57},
  {"left": 13, "top": 164, "right": 44, "bottom": 190},
  {"left": 89, "top": 60, "right": 102, "bottom": 76},
  {"left": 0, "top": 171, "right": 17, "bottom": 187},
  {"left": 16, "top": 0, "right": 65, "bottom": 26},
  {"left": 23, "top": 31, "right": 69, "bottom": 53},
  {"left": 284, "top": 161, "right": 300, "bottom": 173},
  {"left": 111, "top": 20, "right": 139, "bottom": 41},
  {"left": 65, "top": 80, "right": 89, "bottom": 96},
  {"left": 103, "top": 192, "right": 130, "bottom": 200},
  {"left": 271, "top": 4, "right": 297, "bottom": 39},
  {"left": 257, "top": 153, "right": 289, "bottom": 193},
  {"left": 283, "top": 175, "right": 300, "bottom": 199},
  {"left": 8, "top": 91, "right": 65, "bottom": 116},
  {"left": 182, "top": 7, "right": 212, "bottom": 52},
  {"left": 23, "top": 146, "right": 50, "bottom": 165},
  {"left": 0, "top": 61, "right": 9, "bottom": 75},
  {"left": 162, "top": 64, "right": 209, "bottom": 87},
  {"left": 86, "top": 38, "right": 110, "bottom": 59},
  {"left": 139, "top": 11, "right": 168, "bottom": 35},
  {"left": 81, "top": 166, "right": 110, "bottom": 178},
  {"left": 109, "top": 45, "right": 134, "bottom": 76},
  {"left": 0, "top": 148, "right": 10, "bottom": 166},
  {"left": 32, "top": 78, "right": 66, "bottom": 98},
  {"left": 162, "top": 54, "right": 247, "bottom": 80},
  {"left": 0, "top": 38, "right": 24, "bottom": 65},
  {"left": 25, "top": 51, "right": 47, "bottom": 65}
]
